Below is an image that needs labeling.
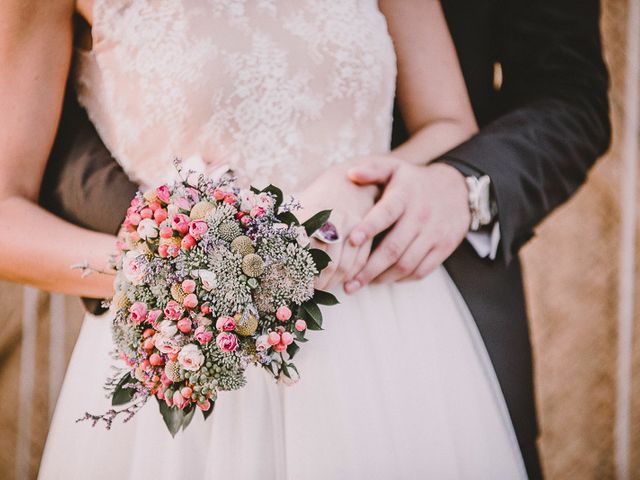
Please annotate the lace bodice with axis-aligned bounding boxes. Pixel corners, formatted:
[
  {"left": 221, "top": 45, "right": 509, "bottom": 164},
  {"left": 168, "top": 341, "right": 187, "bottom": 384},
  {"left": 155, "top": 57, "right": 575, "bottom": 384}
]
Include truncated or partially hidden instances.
[{"left": 76, "top": 0, "right": 396, "bottom": 191}]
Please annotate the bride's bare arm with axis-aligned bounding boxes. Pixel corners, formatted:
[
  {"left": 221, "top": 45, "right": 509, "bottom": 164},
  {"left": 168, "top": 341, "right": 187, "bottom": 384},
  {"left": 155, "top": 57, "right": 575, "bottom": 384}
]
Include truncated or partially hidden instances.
[
  {"left": 379, "top": 0, "right": 478, "bottom": 163},
  {"left": 0, "top": 1, "right": 116, "bottom": 297}
]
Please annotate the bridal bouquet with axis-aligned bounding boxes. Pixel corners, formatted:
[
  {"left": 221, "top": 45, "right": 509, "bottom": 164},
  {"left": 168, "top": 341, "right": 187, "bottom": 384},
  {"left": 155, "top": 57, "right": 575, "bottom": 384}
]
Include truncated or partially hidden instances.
[{"left": 81, "top": 164, "right": 337, "bottom": 435}]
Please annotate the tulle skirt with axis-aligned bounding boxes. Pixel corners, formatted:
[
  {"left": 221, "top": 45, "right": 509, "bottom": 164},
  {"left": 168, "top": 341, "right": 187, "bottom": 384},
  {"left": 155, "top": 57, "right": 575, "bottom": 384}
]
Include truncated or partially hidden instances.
[{"left": 39, "top": 267, "right": 527, "bottom": 479}]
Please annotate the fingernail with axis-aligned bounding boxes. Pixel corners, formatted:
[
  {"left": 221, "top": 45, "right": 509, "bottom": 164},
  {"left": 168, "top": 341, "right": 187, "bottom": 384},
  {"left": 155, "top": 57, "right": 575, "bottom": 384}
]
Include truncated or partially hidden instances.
[
  {"left": 344, "top": 280, "right": 361, "bottom": 294},
  {"left": 350, "top": 231, "right": 365, "bottom": 246}
]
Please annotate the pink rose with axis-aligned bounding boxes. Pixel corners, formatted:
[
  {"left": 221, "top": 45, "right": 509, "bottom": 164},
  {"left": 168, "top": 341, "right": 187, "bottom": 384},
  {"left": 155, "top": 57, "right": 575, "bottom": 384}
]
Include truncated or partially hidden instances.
[
  {"left": 123, "top": 251, "right": 147, "bottom": 285},
  {"left": 181, "top": 279, "right": 196, "bottom": 293},
  {"left": 189, "top": 220, "right": 208, "bottom": 240},
  {"left": 156, "top": 185, "right": 171, "bottom": 204},
  {"left": 276, "top": 306, "right": 292, "bottom": 321},
  {"left": 239, "top": 191, "right": 257, "bottom": 212},
  {"left": 155, "top": 336, "right": 180, "bottom": 355},
  {"left": 137, "top": 218, "right": 158, "bottom": 239},
  {"left": 147, "top": 309, "right": 162, "bottom": 325},
  {"left": 177, "top": 344, "right": 205, "bottom": 371},
  {"left": 250, "top": 206, "right": 265, "bottom": 218},
  {"left": 256, "top": 193, "right": 275, "bottom": 211},
  {"left": 196, "top": 314, "right": 212, "bottom": 327},
  {"left": 216, "top": 316, "right": 236, "bottom": 332},
  {"left": 129, "top": 302, "right": 148, "bottom": 324},
  {"left": 194, "top": 325, "right": 214, "bottom": 345},
  {"left": 171, "top": 213, "right": 190, "bottom": 234},
  {"left": 174, "top": 196, "right": 193, "bottom": 211},
  {"left": 216, "top": 332, "right": 239, "bottom": 352},
  {"left": 256, "top": 334, "right": 270, "bottom": 352},
  {"left": 183, "top": 293, "right": 198, "bottom": 309},
  {"left": 164, "top": 300, "right": 183, "bottom": 321}
]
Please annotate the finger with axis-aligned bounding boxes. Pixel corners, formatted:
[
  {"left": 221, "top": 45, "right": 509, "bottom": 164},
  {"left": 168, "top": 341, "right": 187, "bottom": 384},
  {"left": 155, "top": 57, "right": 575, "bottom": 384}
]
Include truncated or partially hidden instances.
[
  {"left": 374, "top": 233, "right": 435, "bottom": 284},
  {"left": 350, "top": 218, "right": 417, "bottom": 290},
  {"left": 347, "top": 160, "right": 397, "bottom": 186},
  {"left": 343, "top": 239, "right": 372, "bottom": 294},
  {"left": 348, "top": 189, "right": 405, "bottom": 247},
  {"left": 325, "top": 243, "right": 357, "bottom": 290},
  {"left": 315, "top": 242, "right": 342, "bottom": 291},
  {"left": 402, "top": 246, "right": 448, "bottom": 281}
]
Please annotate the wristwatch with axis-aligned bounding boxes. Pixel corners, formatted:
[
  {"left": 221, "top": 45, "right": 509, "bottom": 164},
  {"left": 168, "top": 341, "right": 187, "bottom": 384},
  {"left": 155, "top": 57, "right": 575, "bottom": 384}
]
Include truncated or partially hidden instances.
[{"left": 465, "top": 175, "right": 495, "bottom": 231}]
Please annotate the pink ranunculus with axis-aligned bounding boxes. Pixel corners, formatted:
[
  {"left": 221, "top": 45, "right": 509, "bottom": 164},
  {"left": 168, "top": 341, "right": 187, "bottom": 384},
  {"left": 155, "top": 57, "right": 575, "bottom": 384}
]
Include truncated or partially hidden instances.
[
  {"left": 215, "top": 315, "right": 236, "bottom": 332},
  {"left": 195, "top": 314, "right": 212, "bottom": 327},
  {"left": 156, "top": 185, "right": 171, "bottom": 204},
  {"left": 198, "top": 399, "right": 211, "bottom": 411},
  {"left": 188, "top": 220, "right": 208, "bottom": 240},
  {"left": 147, "top": 309, "right": 162, "bottom": 325},
  {"left": 157, "top": 319, "right": 178, "bottom": 337},
  {"left": 181, "top": 279, "right": 196, "bottom": 294},
  {"left": 223, "top": 194, "right": 237, "bottom": 205},
  {"left": 276, "top": 306, "right": 292, "bottom": 321},
  {"left": 177, "top": 344, "right": 205, "bottom": 371},
  {"left": 281, "top": 332, "right": 294, "bottom": 346},
  {"left": 174, "top": 196, "right": 193, "bottom": 211},
  {"left": 164, "top": 300, "right": 183, "bottom": 321},
  {"left": 173, "top": 390, "right": 187, "bottom": 409},
  {"left": 154, "top": 208, "right": 168, "bottom": 224},
  {"left": 183, "top": 293, "right": 198, "bottom": 309},
  {"left": 267, "top": 331, "right": 281, "bottom": 346},
  {"left": 123, "top": 251, "right": 148, "bottom": 285},
  {"left": 181, "top": 386, "right": 193, "bottom": 399},
  {"left": 294, "top": 319, "right": 307, "bottom": 332},
  {"left": 140, "top": 208, "right": 153, "bottom": 219},
  {"left": 181, "top": 234, "right": 197, "bottom": 250},
  {"left": 171, "top": 213, "right": 190, "bottom": 234},
  {"left": 216, "top": 332, "right": 239, "bottom": 353},
  {"left": 194, "top": 325, "right": 214, "bottom": 345},
  {"left": 128, "top": 212, "right": 141, "bottom": 226},
  {"left": 212, "top": 188, "right": 226, "bottom": 201},
  {"left": 130, "top": 197, "right": 143, "bottom": 209},
  {"left": 129, "top": 302, "right": 148, "bottom": 324}
]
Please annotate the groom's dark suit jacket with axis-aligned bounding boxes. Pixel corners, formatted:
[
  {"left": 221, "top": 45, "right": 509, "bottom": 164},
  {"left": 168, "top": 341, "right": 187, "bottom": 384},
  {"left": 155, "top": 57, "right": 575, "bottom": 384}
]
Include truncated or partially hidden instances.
[{"left": 40, "top": 1, "right": 610, "bottom": 478}]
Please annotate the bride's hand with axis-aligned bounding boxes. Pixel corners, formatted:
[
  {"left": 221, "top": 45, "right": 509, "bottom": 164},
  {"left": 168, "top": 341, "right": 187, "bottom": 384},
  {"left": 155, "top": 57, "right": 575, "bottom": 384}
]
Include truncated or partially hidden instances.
[{"left": 294, "top": 163, "right": 379, "bottom": 293}]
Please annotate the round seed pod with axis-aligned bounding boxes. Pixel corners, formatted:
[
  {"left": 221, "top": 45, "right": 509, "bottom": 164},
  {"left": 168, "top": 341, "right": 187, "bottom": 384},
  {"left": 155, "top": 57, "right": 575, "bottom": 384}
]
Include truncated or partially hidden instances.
[
  {"left": 218, "top": 220, "right": 242, "bottom": 242},
  {"left": 190, "top": 201, "right": 216, "bottom": 220},
  {"left": 165, "top": 361, "right": 184, "bottom": 382},
  {"left": 170, "top": 284, "right": 187, "bottom": 303},
  {"left": 112, "top": 291, "right": 131, "bottom": 310},
  {"left": 242, "top": 253, "right": 265, "bottom": 278},
  {"left": 230, "top": 235, "right": 255, "bottom": 256},
  {"left": 234, "top": 313, "right": 258, "bottom": 336}
]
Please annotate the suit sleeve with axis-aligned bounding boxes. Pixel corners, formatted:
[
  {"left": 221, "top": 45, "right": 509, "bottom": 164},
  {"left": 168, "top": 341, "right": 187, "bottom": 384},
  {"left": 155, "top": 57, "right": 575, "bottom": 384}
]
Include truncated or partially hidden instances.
[
  {"left": 437, "top": 0, "right": 611, "bottom": 264},
  {"left": 39, "top": 87, "right": 138, "bottom": 235}
]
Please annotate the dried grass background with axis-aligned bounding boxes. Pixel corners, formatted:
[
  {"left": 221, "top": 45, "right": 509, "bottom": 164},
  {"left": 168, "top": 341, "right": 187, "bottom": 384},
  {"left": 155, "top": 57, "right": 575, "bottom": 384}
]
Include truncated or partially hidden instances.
[{"left": 0, "top": 1, "right": 637, "bottom": 478}]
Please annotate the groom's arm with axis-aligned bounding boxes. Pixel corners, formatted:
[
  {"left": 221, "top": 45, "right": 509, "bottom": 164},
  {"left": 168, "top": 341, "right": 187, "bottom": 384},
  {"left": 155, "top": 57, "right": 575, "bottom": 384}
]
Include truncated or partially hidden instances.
[{"left": 436, "top": 0, "right": 611, "bottom": 264}]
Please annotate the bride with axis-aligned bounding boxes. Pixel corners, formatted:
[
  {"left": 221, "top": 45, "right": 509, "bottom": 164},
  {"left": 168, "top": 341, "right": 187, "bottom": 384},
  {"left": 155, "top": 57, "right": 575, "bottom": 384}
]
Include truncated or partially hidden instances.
[{"left": 1, "top": 0, "right": 527, "bottom": 478}]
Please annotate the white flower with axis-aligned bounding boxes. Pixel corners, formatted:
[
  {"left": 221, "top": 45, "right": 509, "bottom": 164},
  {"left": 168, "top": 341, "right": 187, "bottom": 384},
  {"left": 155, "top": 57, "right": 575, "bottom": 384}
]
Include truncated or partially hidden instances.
[
  {"left": 239, "top": 190, "right": 257, "bottom": 212},
  {"left": 177, "top": 344, "right": 205, "bottom": 371},
  {"left": 155, "top": 335, "right": 180, "bottom": 355},
  {"left": 195, "top": 269, "right": 218, "bottom": 291},
  {"left": 294, "top": 226, "right": 310, "bottom": 247},
  {"left": 256, "top": 193, "right": 275, "bottom": 211},
  {"left": 158, "top": 320, "right": 178, "bottom": 338},
  {"left": 122, "top": 251, "right": 147, "bottom": 285},
  {"left": 255, "top": 334, "right": 270, "bottom": 352},
  {"left": 137, "top": 218, "right": 158, "bottom": 240}
]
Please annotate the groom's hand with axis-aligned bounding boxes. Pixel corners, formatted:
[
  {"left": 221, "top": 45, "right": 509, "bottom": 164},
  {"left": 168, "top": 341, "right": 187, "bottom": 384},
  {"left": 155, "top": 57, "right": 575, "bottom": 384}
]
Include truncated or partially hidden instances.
[{"left": 343, "top": 158, "right": 470, "bottom": 293}]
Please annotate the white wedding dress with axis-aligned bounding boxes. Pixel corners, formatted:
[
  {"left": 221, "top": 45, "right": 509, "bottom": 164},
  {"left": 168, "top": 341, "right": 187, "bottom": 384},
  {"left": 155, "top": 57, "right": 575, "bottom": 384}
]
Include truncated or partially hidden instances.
[{"left": 39, "top": 1, "right": 527, "bottom": 478}]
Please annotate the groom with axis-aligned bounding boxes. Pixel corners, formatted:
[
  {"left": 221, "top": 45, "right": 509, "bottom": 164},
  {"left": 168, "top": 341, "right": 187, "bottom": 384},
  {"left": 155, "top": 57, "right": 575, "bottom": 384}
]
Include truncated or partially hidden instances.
[{"left": 41, "top": 1, "right": 610, "bottom": 478}]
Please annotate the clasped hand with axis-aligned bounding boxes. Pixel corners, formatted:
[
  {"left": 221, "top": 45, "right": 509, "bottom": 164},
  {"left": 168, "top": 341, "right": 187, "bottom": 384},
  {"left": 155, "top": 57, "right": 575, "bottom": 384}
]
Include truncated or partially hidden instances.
[{"left": 297, "top": 156, "right": 470, "bottom": 294}]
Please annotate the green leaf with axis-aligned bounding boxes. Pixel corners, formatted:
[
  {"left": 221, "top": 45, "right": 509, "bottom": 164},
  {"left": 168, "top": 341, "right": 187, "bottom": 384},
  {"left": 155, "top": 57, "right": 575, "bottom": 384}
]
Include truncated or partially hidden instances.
[
  {"left": 302, "top": 210, "right": 331, "bottom": 236},
  {"left": 181, "top": 405, "right": 196, "bottom": 431},
  {"left": 202, "top": 400, "right": 215, "bottom": 421},
  {"left": 309, "top": 248, "right": 332, "bottom": 272},
  {"left": 277, "top": 211, "right": 300, "bottom": 226},
  {"left": 112, "top": 373, "right": 136, "bottom": 406},
  {"left": 286, "top": 341, "right": 300, "bottom": 359},
  {"left": 158, "top": 399, "right": 185, "bottom": 437},
  {"left": 313, "top": 289, "right": 339, "bottom": 306},
  {"left": 250, "top": 186, "right": 261, "bottom": 194},
  {"left": 301, "top": 301, "right": 323, "bottom": 330},
  {"left": 261, "top": 185, "right": 283, "bottom": 209}
]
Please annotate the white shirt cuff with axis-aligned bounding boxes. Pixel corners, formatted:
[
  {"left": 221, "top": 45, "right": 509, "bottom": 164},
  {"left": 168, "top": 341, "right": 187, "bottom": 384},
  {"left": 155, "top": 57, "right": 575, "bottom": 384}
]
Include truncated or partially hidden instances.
[{"left": 465, "top": 222, "right": 501, "bottom": 260}]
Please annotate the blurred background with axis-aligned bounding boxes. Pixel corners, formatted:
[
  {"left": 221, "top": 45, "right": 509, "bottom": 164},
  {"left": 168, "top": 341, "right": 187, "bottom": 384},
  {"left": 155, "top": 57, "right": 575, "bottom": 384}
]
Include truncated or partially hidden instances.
[{"left": 0, "top": 1, "right": 638, "bottom": 479}]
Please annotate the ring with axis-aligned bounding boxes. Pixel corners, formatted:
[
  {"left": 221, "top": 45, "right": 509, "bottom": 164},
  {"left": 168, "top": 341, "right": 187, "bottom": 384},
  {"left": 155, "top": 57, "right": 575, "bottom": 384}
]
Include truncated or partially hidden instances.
[{"left": 312, "top": 221, "right": 341, "bottom": 244}]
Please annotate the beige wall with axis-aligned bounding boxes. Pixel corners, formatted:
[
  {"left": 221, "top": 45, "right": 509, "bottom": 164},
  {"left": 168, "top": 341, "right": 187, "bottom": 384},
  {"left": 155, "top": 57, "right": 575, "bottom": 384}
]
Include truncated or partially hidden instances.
[{"left": 0, "top": 1, "right": 637, "bottom": 479}]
